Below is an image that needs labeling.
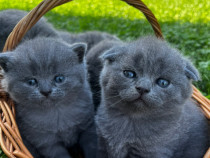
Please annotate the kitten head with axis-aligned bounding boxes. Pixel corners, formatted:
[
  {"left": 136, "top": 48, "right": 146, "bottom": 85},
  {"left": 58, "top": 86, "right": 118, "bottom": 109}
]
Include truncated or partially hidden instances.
[
  {"left": 0, "top": 37, "right": 87, "bottom": 108},
  {"left": 100, "top": 36, "right": 199, "bottom": 111}
]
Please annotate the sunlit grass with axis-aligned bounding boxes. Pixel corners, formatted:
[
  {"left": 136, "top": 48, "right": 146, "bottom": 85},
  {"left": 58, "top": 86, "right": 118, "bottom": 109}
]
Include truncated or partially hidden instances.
[{"left": 0, "top": 0, "right": 209, "bottom": 23}]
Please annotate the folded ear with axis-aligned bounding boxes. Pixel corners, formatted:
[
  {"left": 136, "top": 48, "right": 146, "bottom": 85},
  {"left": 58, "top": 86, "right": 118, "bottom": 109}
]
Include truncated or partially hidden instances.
[
  {"left": 0, "top": 53, "right": 14, "bottom": 72},
  {"left": 184, "top": 59, "right": 200, "bottom": 81},
  {"left": 101, "top": 47, "right": 124, "bottom": 63},
  {"left": 71, "top": 43, "right": 87, "bottom": 63}
]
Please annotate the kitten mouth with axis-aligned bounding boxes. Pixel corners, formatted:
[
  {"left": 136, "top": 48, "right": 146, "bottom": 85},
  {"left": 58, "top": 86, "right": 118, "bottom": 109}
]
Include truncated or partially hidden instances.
[
  {"left": 134, "top": 96, "right": 147, "bottom": 105},
  {"left": 136, "top": 95, "right": 144, "bottom": 101},
  {"left": 40, "top": 97, "right": 52, "bottom": 102}
]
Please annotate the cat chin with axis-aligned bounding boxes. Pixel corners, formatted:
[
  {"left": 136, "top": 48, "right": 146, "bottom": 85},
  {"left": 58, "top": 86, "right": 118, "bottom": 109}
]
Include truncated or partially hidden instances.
[{"left": 25, "top": 97, "right": 55, "bottom": 105}]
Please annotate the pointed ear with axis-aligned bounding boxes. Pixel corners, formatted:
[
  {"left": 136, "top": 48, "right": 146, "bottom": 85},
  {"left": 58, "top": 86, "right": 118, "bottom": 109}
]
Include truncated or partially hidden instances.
[
  {"left": 71, "top": 43, "right": 87, "bottom": 63},
  {"left": 100, "top": 47, "right": 123, "bottom": 63},
  {"left": 184, "top": 59, "right": 200, "bottom": 81},
  {"left": 0, "top": 53, "right": 14, "bottom": 72}
]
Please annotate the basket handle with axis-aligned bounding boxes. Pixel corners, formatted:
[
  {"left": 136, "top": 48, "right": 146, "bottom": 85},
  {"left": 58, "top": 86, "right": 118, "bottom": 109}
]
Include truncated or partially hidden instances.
[
  {"left": 3, "top": 0, "right": 163, "bottom": 52},
  {"left": 122, "top": 0, "right": 163, "bottom": 38},
  {"left": 4, "top": 0, "right": 209, "bottom": 117}
]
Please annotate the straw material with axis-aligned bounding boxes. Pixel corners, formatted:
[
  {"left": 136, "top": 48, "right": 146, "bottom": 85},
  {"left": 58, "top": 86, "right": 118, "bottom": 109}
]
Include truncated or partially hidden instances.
[{"left": 0, "top": 0, "right": 209, "bottom": 157}]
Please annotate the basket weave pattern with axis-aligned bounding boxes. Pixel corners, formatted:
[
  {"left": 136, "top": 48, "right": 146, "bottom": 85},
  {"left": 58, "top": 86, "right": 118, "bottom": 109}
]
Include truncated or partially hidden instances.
[{"left": 0, "top": 0, "right": 209, "bottom": 157}]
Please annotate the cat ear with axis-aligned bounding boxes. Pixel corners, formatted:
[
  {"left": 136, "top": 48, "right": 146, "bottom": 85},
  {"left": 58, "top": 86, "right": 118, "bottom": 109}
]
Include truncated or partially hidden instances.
[
  {"left": 101, "top": 47, "right": 122, "bottom": 63},
  {"left": 0, "top": 53, "right": 14, "bottom": 72},
  {"left": 71, "top": 43, "right": 87, "bottom": 63},
  {"left": 184, "top": 59, "right": 200, "bottom": 81}
]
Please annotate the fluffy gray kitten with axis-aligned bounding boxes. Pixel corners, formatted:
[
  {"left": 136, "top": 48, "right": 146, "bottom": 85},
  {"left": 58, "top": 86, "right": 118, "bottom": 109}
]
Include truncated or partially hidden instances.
[
  {"left": 58, "top": 30, "right": 120, "bottom": 51},
  {"left": 0, "top": 37, "right": 96, "bottom": 158},
  {"left": 0, "top": 9, "right": 59, "bottom": 51},
  {"left": 87, "top": 36, "right": 209, "bottom": 158}
]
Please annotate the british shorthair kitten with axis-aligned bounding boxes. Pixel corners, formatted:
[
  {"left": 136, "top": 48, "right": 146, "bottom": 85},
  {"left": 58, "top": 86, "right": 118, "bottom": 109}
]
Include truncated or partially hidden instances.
[
  {"left": 87, "top": 36, "right": 209, "bottom": 158},
  {"left": 0, "top": 37, "right": 96, "bottom": 158}
]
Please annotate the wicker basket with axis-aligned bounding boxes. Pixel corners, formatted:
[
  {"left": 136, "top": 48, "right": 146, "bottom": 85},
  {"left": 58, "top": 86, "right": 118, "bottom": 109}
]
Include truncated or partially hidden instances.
[{"left": 0, "top": 0, "right": 209, "bottom": 157}]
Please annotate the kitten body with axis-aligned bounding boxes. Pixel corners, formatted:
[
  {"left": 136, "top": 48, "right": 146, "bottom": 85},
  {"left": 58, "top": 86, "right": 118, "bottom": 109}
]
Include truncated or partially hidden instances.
[
  {"left": 87, "top": 37, "right": 209, "bottom": 158},
  {"left": 0, "top": 9, "right": 59, "bottom": 51},
  {"left": 58, "top": 30, "right": 120, "bottom": 51},
  {"left": 0, "top": 37, "right": 96, "bottom": 158}
]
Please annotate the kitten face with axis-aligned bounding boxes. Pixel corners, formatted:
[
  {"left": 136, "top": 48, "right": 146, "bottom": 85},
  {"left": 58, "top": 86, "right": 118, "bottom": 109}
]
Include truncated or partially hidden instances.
[
  {"left": 101, "top": 37, "right": 199, "bottom": 111},
  {"left": 0, "top": 37, "right": 87, "bottom": 107}
]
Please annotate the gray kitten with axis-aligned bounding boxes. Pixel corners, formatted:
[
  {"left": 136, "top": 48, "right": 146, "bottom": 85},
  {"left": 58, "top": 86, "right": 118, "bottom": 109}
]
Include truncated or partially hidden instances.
[
  {"left": 0, "top": 37, "right": 96, "bottom": 158},
  {"left": 58, "top": 30, "right": 120, "bottom": 51},
  {"left": 88, "top": 36, "right": 209, "bottom": 158},
  {"left": 0, "top": 9, "right": 59, "bottom": 51}
]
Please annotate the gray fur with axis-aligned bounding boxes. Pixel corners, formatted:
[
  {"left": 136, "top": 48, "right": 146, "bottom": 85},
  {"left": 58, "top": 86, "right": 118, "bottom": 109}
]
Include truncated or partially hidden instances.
[
  {"left": 89, "top": 36, "right": 209, "bottom": 158},
  {"left": 59, "top": 30, "right": 121, "bottom": 109},
  {"left": 0, "top": 37, "right": 96, "bottom": 158},
  {"left": 86, "top": 40, "right": 122, "bottom": 108},
  {"left": 58, "top": 30, "right": 120, "bottom": 51},
  {"left": 0, "top": 9, "right": 59, "bottom": 51}
]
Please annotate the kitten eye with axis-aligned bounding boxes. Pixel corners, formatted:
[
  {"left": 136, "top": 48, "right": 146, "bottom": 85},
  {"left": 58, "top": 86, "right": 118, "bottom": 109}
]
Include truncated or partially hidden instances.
[
  {"left": 27, "top": 79, "right": 37, "bottom": 86},
  {"left": 54, "top": 75, "right": 65, "bottom": 83},
  {"left": 156, "top": 78, "right": 170, "bottom": 88},
  {"left": 123, "top": 70, "right": 136, "bottom": 78}
]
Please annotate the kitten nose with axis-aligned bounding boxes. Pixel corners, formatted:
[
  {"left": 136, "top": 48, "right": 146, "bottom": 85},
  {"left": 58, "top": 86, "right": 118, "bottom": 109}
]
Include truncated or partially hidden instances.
[
  {"left": 135, "top": 86, "right": 150, "bottom": 94},
  {"left": 40, "top": 90, "right": 52, "bottom": 97}
]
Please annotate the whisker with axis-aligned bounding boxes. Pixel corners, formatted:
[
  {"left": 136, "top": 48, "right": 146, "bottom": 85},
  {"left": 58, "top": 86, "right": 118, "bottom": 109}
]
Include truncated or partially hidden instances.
[
  {"left": 109, "top": 99, "right": 124, "bottom": 107},
  {"left": 105, "top": 95, "right": 120, "bottom": 100}
]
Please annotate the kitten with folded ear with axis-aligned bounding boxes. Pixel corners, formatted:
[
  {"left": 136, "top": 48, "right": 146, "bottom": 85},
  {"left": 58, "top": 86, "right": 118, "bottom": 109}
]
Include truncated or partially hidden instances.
[
  {"left": 87, "top": 36, "right": 209, "bottom": 158},
  {"left": 0, "top": 9, "right": 59, "bottom": 51},
  {"left": 0, "top": 37, "right": 97, "bottom": 158}
]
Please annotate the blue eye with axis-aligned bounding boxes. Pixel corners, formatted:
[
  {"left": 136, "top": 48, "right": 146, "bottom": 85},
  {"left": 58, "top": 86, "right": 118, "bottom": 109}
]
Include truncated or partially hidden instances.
[
  {"left": 27, "top": 79, "right": 37, "bottom": 86},
  {"left": 123, "top": 70, "right": 136, "bottom": 78},
  {"left": 156, "top": 78, "right": 170, "bottom": 88},
  {"left": 54, "top": 75, "right": 65, "bottom": 83}
]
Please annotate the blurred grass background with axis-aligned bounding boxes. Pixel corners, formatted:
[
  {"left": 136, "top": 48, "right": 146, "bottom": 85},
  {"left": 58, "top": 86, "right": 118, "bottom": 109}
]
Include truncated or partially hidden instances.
[{"left": 0, "top": 0, "right": 209, "bottom": 156}]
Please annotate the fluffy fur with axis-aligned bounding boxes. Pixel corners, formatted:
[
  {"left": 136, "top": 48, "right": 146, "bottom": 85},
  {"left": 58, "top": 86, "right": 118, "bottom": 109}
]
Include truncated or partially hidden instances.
[
  {"left": 87, "top": 36, "right": 209, "bottom": 158},
  {"left": 86, "top": 40, "right": 122, "bottom": 108},
  {"left": 59, "top": 31, "right": 120, "bottom": 109},
  {"left": 0, "top": 9, "right": 59, "bottom": 51},
  {"left": 58, "top": 30, "right": 120, "bottom": 51},
  {"left": 0, "top": 37, "right": 96, "bottom": 158}
]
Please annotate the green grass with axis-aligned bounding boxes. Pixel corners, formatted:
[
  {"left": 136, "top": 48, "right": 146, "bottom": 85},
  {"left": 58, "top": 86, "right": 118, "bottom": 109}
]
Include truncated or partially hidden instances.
[{"left": 0, "top": 0, "right": 209, "bottom": 156}]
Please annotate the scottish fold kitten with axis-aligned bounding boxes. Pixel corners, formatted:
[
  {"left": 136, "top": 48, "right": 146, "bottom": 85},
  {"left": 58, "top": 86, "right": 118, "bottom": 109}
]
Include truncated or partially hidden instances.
[
  {"left": 58, "top": 31, "right": 120, "bottom": 51},
  {"left": 0, "top": 9, "right": 59, "bottom": 51},
  {"left": 88, "top": 36, "right": 209, "bottom": 158},
  {"left": 0, "top": 37, "right": 96, "bottom": 158}
]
